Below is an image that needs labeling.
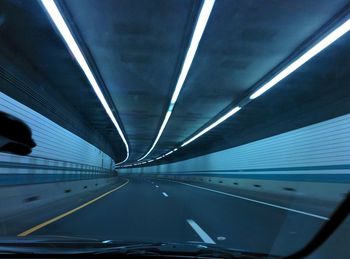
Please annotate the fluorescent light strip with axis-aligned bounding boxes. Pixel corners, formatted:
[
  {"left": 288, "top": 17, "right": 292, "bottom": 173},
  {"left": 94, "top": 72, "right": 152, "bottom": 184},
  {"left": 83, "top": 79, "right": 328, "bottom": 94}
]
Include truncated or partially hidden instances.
[
  {"left": 120, "top": 7, "right": 350, "bottom": 168},
  {"left": 181, "top": 106, "right": 241, "bottom": 147},
  {"left": 138, "top": 110, "right": 172, "bottom": 161},
  {"left": 137, "top": 0, "right": 215, "bottom": 161},
  {"left": 250, "top": 18, "right": 350, "bottom": 100},
  {"left": 164, "top": 150, "right": 174, "bottom": 156},
  {"left": 170, "top": 0, "right": 216, "bottom": 105},
  {"left": 148, "top": 17, "right": 350, "bottom": 164},
  {"left": 132, "top": 106, "right": 240, "bottom": 164},
  {"left": 40, "top": 0, "right": 129, "bottom": 164}
]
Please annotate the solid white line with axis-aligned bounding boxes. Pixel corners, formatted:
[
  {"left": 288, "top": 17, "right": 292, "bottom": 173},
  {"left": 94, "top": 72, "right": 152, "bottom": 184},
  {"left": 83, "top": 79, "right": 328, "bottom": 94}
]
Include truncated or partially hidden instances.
[
  {"left": 170, "top": 180, "right": 329, "bottom": 221},
  {"left": 187, "top": 219, "right": 215, "bottom": 244},
  {"left": 162, "top": 192, "right": 168, "bottom": 197}
]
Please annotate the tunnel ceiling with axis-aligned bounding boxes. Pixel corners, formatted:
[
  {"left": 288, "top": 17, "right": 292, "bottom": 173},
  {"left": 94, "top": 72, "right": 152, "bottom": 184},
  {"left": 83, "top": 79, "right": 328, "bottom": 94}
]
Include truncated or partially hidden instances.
[{"left": 0, "top": 0, "right": 349, "bottom": 165}]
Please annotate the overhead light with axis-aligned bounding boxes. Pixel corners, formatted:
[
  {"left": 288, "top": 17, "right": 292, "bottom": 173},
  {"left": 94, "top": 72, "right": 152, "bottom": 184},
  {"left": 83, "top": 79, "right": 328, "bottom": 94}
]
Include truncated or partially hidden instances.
[
  {"left": 119, "top": 16, "right": 350, "bottom": 168},
  {"left": 40, "top": 0, "right": 129, "bottom": 164},
  {"left": 250, "top": 18, "right": 350, "bottom": 100},
  {"left": 170, "top": 0, "right": 216, "bottom": 105},
  {"left": 181, "top": 106, "right": 241, "bottom": 147},
  {"left": 141, "top": 106, "right": 240, "bottom": 163},
  {"left": 164, "top": 150, "right": 174, "bottom": 156},
  {"left": 138, "top": 110, "right": 172, "bottom": 161},
  {"left": 137, "top": 0, "right": 215, "bottom": 161},
  {"left": 152, "top": 17, "right": 350, "bottom": 161}
]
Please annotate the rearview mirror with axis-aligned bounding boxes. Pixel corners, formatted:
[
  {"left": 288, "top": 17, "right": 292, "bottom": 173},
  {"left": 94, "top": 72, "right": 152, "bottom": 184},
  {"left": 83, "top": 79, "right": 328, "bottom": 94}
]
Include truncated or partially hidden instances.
[{"left": 0, "top": 111, "right": 36, "bottom": 155}]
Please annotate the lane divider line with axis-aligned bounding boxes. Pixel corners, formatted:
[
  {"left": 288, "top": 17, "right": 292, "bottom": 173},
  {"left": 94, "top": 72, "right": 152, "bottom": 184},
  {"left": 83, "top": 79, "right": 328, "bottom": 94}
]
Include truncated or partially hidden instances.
[
  {"left": 169, "top": 180, "right": 329, "bottom": 221},
  {"left": 162, "top": 192, "right": 169, "bottom": 197},
  {"left": 17, "top": 179, "right": 130, "bottom": 236},
  {"left": 187, "top": 219, "right": 215, "bottom": 244}
]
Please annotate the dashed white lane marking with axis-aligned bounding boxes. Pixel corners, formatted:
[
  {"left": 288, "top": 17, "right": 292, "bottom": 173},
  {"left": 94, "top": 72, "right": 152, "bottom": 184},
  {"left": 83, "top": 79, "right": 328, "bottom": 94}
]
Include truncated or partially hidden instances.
[
  {"left": 170, "top": 180, "right": 329, "bottom": 221},
  {"left": 155, "top": 185, "right": 159, "bottom": 188},
  {"left": 162, "top": 192, "right": 168, "bottom": 197},
  {"left": 187, "top": 219, "right": 215, "bottom": 244}
]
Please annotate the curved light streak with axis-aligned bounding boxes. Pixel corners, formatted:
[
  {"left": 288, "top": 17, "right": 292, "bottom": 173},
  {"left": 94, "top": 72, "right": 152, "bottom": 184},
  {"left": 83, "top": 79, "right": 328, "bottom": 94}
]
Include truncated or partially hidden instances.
[
  {"left": 137, "top": 0, "right": 216, "bottom": 161},
  {"left": 40, "top": 0, "right": 129, "bottom": 164}
]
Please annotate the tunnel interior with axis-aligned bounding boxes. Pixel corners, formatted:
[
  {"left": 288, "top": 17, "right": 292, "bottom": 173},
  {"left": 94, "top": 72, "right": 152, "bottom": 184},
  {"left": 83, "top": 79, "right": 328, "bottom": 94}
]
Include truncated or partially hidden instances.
[
  {"left": 0, "top": 0, "right": 349, "bottom": 165},
  {"left": 0, "top": 0, "right": 349, "bottom": 257}
]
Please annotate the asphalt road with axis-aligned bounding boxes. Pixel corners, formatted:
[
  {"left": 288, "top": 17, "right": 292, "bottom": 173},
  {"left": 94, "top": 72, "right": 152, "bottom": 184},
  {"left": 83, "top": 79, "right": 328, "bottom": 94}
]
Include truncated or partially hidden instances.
[{"left": 9, "top": 176, "right": 341, "bottom": 257}]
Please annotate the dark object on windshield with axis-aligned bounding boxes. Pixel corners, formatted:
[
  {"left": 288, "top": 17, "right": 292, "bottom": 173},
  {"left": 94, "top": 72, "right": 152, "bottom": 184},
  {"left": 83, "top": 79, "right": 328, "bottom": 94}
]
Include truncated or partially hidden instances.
[{"left": 0, "top": 111, "right": 36, "bottom": 155}]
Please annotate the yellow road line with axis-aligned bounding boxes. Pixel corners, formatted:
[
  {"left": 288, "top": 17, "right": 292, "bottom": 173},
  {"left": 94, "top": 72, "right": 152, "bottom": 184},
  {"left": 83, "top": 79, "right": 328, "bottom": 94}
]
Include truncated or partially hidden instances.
[{"left": 18, "top": 179, "right": 129, "bottom": 236}]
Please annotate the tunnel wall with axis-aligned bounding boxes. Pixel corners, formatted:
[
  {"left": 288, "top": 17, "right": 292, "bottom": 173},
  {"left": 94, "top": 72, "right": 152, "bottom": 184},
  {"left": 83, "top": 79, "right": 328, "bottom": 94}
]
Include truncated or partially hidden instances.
[
  {"left": 0, "top": 92, "right": 121, "bottom": 220},
  {"left": 0, "top": 177, "right": 121, "bottom": 220},
  {"left": 0, "top": 39, "right": 118, "bottom": 162},
  {"left": 0, "top": 91, "right": 115, "bottom": 186},
  {"left": 120, "top": 114, "right": 350, "bottom": 202}
]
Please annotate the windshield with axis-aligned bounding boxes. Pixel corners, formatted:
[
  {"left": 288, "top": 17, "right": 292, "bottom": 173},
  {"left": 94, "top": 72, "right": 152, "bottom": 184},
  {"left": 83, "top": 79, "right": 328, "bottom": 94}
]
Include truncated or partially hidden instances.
[{"left": 0, "top": 0, "right": 349, "bottom": 258}]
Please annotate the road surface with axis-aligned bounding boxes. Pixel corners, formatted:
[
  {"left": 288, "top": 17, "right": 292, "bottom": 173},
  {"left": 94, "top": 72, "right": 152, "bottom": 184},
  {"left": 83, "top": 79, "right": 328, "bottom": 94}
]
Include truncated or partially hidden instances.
[{"left": 5, "top": 177, "right": 337, "bottom": 256}]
